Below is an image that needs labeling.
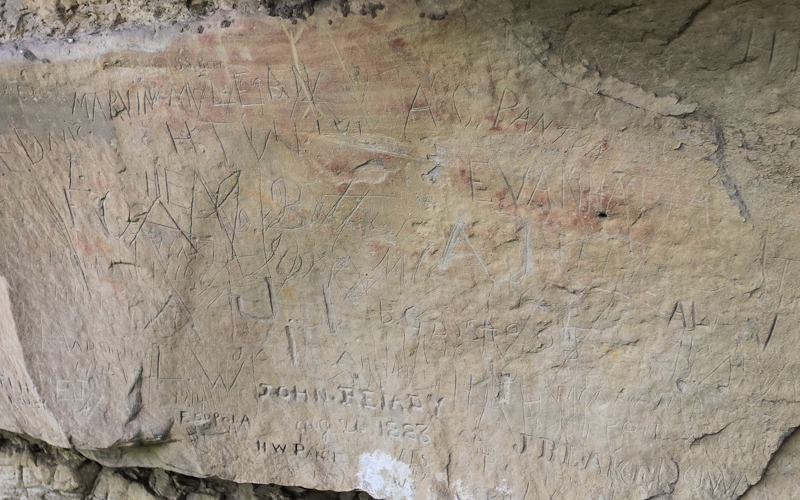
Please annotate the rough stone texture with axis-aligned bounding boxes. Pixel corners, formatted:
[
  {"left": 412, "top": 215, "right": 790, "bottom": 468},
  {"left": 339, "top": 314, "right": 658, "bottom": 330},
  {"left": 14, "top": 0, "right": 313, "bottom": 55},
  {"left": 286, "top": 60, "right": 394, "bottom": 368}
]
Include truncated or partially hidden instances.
[
  {"left": 0, "top": 430, "right": 363, "bottom": 500},
  {"left": 2, "top": 0, "right": 800, "bottom": 499},
  {"left": 0, "top": 0, "right": 406, "bottom": 47},
  {"left": 741, "top": 427, "right": 800, "bottom": 499}
]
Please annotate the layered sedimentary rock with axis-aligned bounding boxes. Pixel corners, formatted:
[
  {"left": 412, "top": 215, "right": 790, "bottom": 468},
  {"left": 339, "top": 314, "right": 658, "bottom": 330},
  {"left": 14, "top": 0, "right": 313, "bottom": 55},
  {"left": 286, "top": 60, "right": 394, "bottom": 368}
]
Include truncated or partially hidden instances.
[
  {"left": 2, "top": 0, "right": 800, "bottom": 498},
  {"left": 0, "top": 430, "right": 364, "bottom": 500}
]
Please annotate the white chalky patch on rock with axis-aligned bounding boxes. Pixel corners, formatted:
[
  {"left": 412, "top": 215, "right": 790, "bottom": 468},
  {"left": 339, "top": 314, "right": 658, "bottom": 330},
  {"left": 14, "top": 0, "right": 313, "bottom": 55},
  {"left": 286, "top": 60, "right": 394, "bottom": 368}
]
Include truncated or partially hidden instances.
[{"left": 357, "top": 451, "right": 413, "bottom": 500}]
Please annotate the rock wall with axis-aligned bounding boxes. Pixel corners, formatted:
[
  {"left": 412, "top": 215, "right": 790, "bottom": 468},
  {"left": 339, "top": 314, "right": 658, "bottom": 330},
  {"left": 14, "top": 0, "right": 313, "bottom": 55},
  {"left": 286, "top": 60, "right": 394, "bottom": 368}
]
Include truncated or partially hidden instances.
[
  {"left": 3, "top": 427, "right": 800, "bottom": 499},
  {"left": 2, "top": 0, "right": 800, "bottom": 499},
  {"left": 0, "top": 430, "right": 368, "bottom": 500}
]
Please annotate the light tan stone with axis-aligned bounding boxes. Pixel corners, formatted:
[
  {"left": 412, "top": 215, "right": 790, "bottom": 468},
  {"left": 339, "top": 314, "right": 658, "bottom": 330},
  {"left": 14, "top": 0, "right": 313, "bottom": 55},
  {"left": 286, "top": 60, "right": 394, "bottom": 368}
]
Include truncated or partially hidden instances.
[
  {"left": 89, "top": 470, "right": 132, "bottom": 500},
  {"left": 126, "top": 481, "right": 159, "bottom": 500},
  {"left": 1, "top": 0, "right": 800, "bottom": 499},
  {"left": 149, "top": 469, "right": 178, "bottom": 499},
  {"left": 185, "top": 492, "right": 221, "bottom": 500},
  {"left": 0, "top": 466, "right": 20, "bottom": 487},
  {"left": 52, "top": 464, "right": 81, "bottom": 492},
  {"left": 231, "top": 483, "right": 257, "bottom": 500}
]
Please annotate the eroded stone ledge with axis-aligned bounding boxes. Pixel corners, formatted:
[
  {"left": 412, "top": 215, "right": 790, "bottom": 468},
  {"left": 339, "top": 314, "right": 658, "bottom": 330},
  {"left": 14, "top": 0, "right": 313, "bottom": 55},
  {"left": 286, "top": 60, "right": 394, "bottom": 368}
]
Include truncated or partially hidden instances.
[{"left": 0, "top": 430, "right": 374, "bottom": 500}]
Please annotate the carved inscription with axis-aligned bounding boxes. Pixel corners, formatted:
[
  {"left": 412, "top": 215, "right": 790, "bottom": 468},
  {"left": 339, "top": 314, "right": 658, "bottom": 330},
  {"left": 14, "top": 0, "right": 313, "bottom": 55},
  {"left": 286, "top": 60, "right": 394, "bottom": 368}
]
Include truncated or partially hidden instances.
[
  {"left": 0, "top": 6, "right": 788, "bottom": 500},
  {"left": 257, "top": 384, "right": 436, "bottom": 415},
  {"left": 256, "top": 441, "right": 346, "bottom": 462}
]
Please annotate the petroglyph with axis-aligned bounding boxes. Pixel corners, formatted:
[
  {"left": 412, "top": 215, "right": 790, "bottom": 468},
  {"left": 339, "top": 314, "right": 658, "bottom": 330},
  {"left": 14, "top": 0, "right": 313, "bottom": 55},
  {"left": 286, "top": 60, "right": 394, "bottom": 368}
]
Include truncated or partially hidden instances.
[{"left": 2, "top": 0, "right": 800, "bottom": 498}]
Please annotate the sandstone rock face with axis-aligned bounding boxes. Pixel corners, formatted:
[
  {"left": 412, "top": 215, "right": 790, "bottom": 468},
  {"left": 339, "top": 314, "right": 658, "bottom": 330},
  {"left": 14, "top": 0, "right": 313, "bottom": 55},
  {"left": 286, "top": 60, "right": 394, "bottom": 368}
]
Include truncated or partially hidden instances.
[
  {"left": 2, "top": 1, "right": 800, "bottom": 499},
  {"left": 0, "top": 430, "right": 347, "bottom": 500}
]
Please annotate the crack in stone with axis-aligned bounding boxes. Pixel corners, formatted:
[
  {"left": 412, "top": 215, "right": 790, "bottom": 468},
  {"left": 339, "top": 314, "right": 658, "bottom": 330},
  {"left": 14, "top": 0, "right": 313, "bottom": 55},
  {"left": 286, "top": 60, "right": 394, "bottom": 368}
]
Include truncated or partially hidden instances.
[
  {"left": 708, "top": 124, "right": 752, "bottom": 221},
  {"left": 663, "top": 0, "right": 713, "bottom": 46},
  {"left": 689, "top": 422, "right": 732, "bottom": 447}
]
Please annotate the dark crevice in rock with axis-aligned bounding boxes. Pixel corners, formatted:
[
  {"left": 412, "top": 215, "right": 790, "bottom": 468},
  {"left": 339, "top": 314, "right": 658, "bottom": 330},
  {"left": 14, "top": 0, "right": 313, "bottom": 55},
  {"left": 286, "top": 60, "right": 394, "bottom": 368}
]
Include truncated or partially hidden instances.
[
  {"left": 263, "top": 0, "right": 317, "bottom": 20},
  {"left": 708, "top": 122, "right": 752, "bottom": 221},
  {"left": 662, "top": 0, "right": 712, "bottom": 46},
  {"left": 0, "top": 0, "right": 411, "bottom": 44}
]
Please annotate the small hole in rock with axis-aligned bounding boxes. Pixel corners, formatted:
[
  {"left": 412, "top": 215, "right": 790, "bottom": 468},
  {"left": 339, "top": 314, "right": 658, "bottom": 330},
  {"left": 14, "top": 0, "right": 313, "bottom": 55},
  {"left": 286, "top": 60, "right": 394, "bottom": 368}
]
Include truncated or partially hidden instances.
[{"left": 598, "top": 212, "right": 608, "bottom": 218}]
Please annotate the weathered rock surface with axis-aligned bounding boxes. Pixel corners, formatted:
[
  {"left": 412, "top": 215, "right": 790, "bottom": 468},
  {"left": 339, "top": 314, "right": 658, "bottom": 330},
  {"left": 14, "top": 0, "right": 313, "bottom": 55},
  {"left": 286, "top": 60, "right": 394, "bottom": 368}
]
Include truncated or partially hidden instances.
[
  {"left": 2, "top": 0, "right": 800, "bottom": 498},
  {"left": 0, "top": 429, "right": 363, "bottom": 500}
]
